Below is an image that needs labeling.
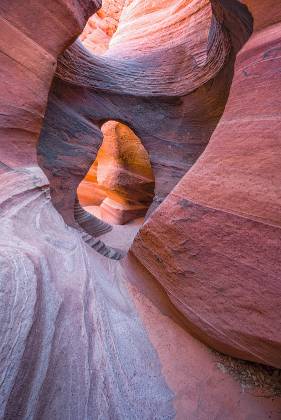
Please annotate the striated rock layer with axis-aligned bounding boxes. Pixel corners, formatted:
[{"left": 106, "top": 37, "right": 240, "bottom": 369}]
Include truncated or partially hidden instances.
[
  {"left": 0, "top": 0, "right": 100, "bottom": 171},
  {"left": 39, "top": 0, "right": 252, "bottom": 234},
  {"left": 132, "top": 0, "right": 281, "bottom": 368},
  {"left": 1, "top": 0, "right": 281, "bottom": 418},
  {"left": 1, "top": 169, "right": 280, "bottom": 419},
  {"left": 0, "top": 168, "right": 174, "bottom": 418}
]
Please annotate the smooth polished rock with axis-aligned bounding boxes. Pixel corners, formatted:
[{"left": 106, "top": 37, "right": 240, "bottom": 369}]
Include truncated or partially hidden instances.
[
  {"left": 0, "top": 168, "right": 174, "bottom": 419},
  {"left": 0, "top": 168, "right": 280, "bottom": 419},
  {"left": 2, "top": 1, "right": 280, "bottom": 418},
  {"left": 0, "top": 0, "right": 100, "bottom": 169}
]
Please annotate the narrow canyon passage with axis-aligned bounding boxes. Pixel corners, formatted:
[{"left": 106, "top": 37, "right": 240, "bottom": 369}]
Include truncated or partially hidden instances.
[{"left": 0, "top": 1, "right": 281, "bottom": 419}]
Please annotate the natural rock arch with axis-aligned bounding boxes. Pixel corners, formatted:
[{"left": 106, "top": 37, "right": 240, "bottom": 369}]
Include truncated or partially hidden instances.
[{"left": 1, "top": 1, "right": 281, "bottom": 419}]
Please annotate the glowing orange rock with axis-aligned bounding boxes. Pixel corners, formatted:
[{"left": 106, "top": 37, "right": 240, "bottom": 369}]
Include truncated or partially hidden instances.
[
  {"left": 80, "top": 0, "right": 126, "bottom": 54},
  {"left": 78, "top": 121, "right": 155, "bottom": 224}
]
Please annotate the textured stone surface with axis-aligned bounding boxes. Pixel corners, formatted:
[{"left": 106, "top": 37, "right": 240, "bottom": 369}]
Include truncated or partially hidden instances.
[
  {"left": 39, "top": 0, "right": 252, "bottom": 231},
  {"left": 97, "top": 121, "right": 154, "bottom": 206},
  {"left": 100, "top": 198, "right": 148, "bottom": 225},
  {"left": 241, "top": 0, "right": 281, "bottom": 30},
  {"left": 1, "top": 168, "right": 280, "bottom": 419},
  {"left": 1, "top": 0, "right": 281, "bottom": 418},
  {"left": 80, "top": 0, "right": 126, "bottom": 54},
  {"left": 122, "top": 253, "right": 281, "bottom": 419},
  {"left": 0, "top": 0, "right": 100, "bottom": 170},
  {"left": 132, "top": 0, "right": 281, "bottom": 368},
  {"left": 0, "top": 169, "right": 174, "bottom": 419}
]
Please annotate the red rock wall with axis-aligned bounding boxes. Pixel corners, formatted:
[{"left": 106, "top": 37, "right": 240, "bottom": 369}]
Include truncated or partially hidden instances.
[
  {"left": 1, "top": 1, "right": 281, "bottom": 418},
  {"left": 241, "top": 0, "right": 281, "bottom": 30},
  {"left": 0, "top": 0, "right": 99, "bottom": 169},
  {"left": 38, "top": 0, "right": 252, "bottom": 234},
  {"left": 131, "top": 0, "right": 281, "bottom": 368}
]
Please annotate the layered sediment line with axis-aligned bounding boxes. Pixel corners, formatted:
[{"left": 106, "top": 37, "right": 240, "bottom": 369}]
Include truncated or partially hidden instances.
[
  {"left": 132, "top": 0, "right": 281, "bottom": 368},
  {"left": 0, "top": 0, "right": 280, "bottom": 418}
]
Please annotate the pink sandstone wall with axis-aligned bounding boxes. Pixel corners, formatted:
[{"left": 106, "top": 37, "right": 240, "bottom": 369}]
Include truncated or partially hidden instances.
[
  {"left": 131, "top": 0, "right": 281, "bottom": 368},
  {"left": 0, "top": 1, "right": 280, "bottom": 418}
]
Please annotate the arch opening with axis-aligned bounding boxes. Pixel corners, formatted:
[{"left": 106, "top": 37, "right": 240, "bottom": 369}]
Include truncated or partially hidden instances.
[{"left": 77, "top": 120, "right": 155, "bottom": 251}]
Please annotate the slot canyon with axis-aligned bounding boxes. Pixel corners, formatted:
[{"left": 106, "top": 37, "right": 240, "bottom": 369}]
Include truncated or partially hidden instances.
[{"left": 0, "top": 0, "right": 281, "bottom": 418}]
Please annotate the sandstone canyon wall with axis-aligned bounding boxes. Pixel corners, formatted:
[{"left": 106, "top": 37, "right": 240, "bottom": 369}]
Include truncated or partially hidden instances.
[
  {"left": 0, "top": 0, "right": 100, "bottom": 170},
  {"left": 39, "top": 0, "right": 252, "bottom": 236},
  {"left": 97, "top": 121, "right": 155, "bottom": 224},
  {"left": 0, "top": 0, "right": 281, "bottom": 419},
  {"left": 78, "top": 1, "right": 154, "bottom": 226},
  {"left": 132, "top": 0, "right": 281, "bottom": 368}
]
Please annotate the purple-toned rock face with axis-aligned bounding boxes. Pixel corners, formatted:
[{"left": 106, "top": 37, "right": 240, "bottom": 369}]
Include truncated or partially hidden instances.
[{"left": 0, "top": 1, "right": 281, "bottom": 419}]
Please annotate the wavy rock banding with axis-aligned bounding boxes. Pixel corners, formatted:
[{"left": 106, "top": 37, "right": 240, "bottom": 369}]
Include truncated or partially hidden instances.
[{"left": 1, "top": 0, "right": 281, "bottom": 419}]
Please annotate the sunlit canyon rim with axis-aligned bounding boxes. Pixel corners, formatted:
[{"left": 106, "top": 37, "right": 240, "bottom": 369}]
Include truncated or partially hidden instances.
[{"left": 0, "top": 0, "right": 281, "bottom": 419}]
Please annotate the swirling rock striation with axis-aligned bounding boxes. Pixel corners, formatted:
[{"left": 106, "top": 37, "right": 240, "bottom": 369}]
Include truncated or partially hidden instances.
[
  {"left": 1, "top": 0, "right": 281, "bottom": 419},
  {"left": 39, "top": 0, "right": 252, "bottom": 230},
  {"left": 1, "top": 168, "right": 280, "bottom": 419},
  {"left": 0, "top": 0, "right": 100, "bottom": 170},
  {"left": 0, "top": 168, "right": 173, "bottom": 418}
]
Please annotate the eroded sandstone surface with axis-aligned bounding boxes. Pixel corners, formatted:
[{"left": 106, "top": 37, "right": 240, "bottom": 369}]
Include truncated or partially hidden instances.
[
  {"left": 0, "top": 0, "right": 281, "bottom": 419},
  {"left": 132, "top": 0, "right": 281, "bottom": 369},
  {"left": 80, "top": 0, "right": 127, "bottom": 54}
]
